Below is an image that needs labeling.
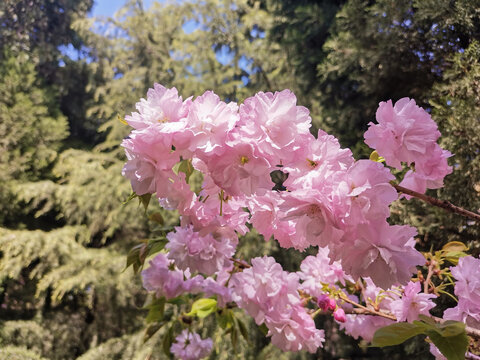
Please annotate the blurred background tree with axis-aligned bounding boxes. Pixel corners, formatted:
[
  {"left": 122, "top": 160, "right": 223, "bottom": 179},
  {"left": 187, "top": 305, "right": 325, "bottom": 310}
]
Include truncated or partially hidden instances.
[{"left": 0, "top": 0, "right": 479, "bottom": 359}]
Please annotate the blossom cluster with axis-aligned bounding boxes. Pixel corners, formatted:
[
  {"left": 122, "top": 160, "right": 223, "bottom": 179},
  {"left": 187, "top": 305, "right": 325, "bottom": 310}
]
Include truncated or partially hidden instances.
[
  {"left": 170, "top": 330, "right": 213, "bottom": 360},
  {"left": 341, "top": 279, "right": 436, "bottom": 342},
  {"left": 122, "top": 85, "right": 440, "bottom": 288},
  {"left": 122, "top": 84, "right": 455, "bottom": 358},
  {"left": 443, "top": 256, "right": 480, "bottom": 328},
  {"left": 364, "top": 98, "right": 452, "bottom": 195}
]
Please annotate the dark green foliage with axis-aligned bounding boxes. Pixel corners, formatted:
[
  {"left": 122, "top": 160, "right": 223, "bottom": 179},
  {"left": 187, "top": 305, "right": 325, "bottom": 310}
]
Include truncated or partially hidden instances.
[
  {"left": 0, "top": 0, "right": 93, "bottom": 78},
  {"left": 0, "top": 53, "right": 68, "bottom": 182}
]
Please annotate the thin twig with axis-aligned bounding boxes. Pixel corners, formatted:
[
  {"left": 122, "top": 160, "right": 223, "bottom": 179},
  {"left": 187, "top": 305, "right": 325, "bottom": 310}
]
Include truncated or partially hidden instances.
[
  {"left": 339, "top": 293, "right": 396, "bottom": 321},
  {"left": 392, "top": 183, "right": 480, "bottom": 221},
  {"left": 424, "top": 261, "right": 435, "bottom": 294},
  {"left": 230, "top": 257, "right": 251, "bottom": 269},
  {"left": 340, "top": 294, "right": 480, "bottom": 340}
]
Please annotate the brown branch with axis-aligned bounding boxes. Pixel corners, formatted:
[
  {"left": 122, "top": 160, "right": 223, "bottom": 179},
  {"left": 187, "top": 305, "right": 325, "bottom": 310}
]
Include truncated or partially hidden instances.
[
  {"left": 339, "top": 293, "right": 397, "bottom": 321},
  {"left": 230, "top": 257, "right": 251, "bottom": 269},
  {"left": 339, "top": 294, "right": 480, "bottom": 341},
  {"left": 392, "top": 183, "right": 480, "bottom": 222}
]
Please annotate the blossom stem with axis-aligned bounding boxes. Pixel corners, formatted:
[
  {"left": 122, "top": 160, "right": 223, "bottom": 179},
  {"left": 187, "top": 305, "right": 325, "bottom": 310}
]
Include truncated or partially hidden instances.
[
  {"left": 340, "top": 295, "right": 480, "bottom": 341},
  {"left": 230, "top": 257, "right": 251, "bottom": 269},
  {"left": 339, "top": 293, "right": 397, "bottom": 321},
  {"left": 392, "top": 183, "right": 480, "bottom": 221},
  {"left": 424, "top": 261, "right": 435, "bottom": 294}
]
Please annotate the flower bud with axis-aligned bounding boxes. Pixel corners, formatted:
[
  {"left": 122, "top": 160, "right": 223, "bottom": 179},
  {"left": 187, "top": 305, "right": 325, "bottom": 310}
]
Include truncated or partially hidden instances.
[
  {"left": 333, "top": 308, "right": 346, "bottom": 323},
  {"left": 317, "top": 294, "right": 336, "bottom": 311}
]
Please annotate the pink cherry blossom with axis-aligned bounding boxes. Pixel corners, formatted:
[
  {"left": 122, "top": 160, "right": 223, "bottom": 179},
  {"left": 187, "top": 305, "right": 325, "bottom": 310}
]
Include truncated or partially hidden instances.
[
  {"left": 280, "top": 189, "right": 344, "bottom": 250},
  {"left": 343, "top": 160, "right": 397, "bottom": 222},
  {"left": 284, "top": 130, "right": 353, "bottom": 186},
  {"left": 121, "top": 130, "right": 180, "bottom": 195},
  {"left": 335, "top": 221, "right": 424, "bottom": 288},
  {"left": 443, "top": 256, "right": 480, "bottom": 328},
  {"left": 399, "top": 144, "right": 452, "bottom": 195},
  {"left": 239, "top": 90, "right": 312, "bottom": 165},
  {"left": 141, "top": 253, "right": 203, "bottom": 299},
  {"left": 201, "top": 141, "right": 273, "bottom": 196},
  {"left": 298, "top": 247, "right": 353, "bottom": 299},
  {"left": 364, "top": 98, "right": 441, "bottom": 170},
  {"left": 166, "top": 225, "right": 237, "bottom": 275},
  {"left": 341, "top": 314, "right": 394, "bottom": 342},
  {"left": 229, "top": 256, "right": 302, "bottom": 325},
  {"left": 266, "top": 305, "right": 325, "bottom": 353},
  {"left": 186, "top": 91, "right": 239, "bottom": 156},
  {"left": 125, "top": 83, "right": 190, "bottom": 130},
  {"left": 170, "top": 330, "right": 213, "bottom": 360},
  {"left": 389, "top": 281, "right": 436, "bottom": 322}
]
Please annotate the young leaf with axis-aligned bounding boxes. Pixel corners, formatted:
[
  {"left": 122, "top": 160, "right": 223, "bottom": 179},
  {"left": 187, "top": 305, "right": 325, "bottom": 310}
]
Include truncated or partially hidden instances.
[
  {"left": 138, "top": 193, "right": 152, "bottom": 212},
  {"left": 258, "top": 323, "right": 269, "bottom": 336},
  {"left": 185, "top": 298, "right": 217, "bottom": 318},
  {"left": 369, "top": 150, "right": 385, "bottom": 162},
  {"left": 147, "top": 237, "right": 168, "bottom": 256},
  {"left": 172, "top": 159, "right": 194, "bottom": 183},
  {"left": 124, "top": 244, "right": 144, "bottom": 273},
  {"left": 163, "top": 325, "right": 175, "bottom": 357},
  {"left": 427, "top": 330, "right": 468, "bottom": 360},
  {"left": 231, "top": 325, "right": 238, "bottom": 351},
  {"left": 441, "top": 241, "right": 468, "bottom": 253},
  {"left": 148, "top": 212, "right": 165, "bottom": 225},
  {"left": 145, "top": 296, "right": 166, "bottom": 323},
  {"left": 236, "top": 317, "right": 249, "bottom": 342},
  {"left": 143, "top": 322, "right": 163, "bottom": 343},
  {"left": 371, "top": 323, "right": 426, "bottom": 347}
]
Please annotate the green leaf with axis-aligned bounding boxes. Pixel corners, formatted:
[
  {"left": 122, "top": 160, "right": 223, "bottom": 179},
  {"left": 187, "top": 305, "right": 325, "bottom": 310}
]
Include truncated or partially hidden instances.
[
  {"left": 172, "top": 159, "right": 194, "bottom": 183},
  {"left": 143, "top": 322, "right": 163, "bottom": 343},
  {"left": 147, "top": 237, "right": 168, "bottom": 256},
  {"left": 123, "top": 191, "right": 138, "bottom": 204},
  {"left": 443, "top": 251, "right": 468, "bottom": 265},
  {"left": 258, "top": 323, "right": 269, "bottom": 336},
  {"left": 148, "top": 212, "right": 165, "bottom": 225},
  {"left": 185, "top": 298, "right": 217, "bottom": 318},
  {"left": 231, "top": 325, "right": 238, "bottom": 351},
  {"left": 427, "top": 330, "right": 468, "bottom": 360},
  {"left": 441, "top": 241, "right": 468, "bottom": 253},
  {"left": 124, "top": 244, "right": 144, "bottom": 273},
  {"left": 162, "top": 325, "right": 175, "bottom": 356},
  {"left": 430, "top": 320, "right": 466, "bottom": 337},
  {"left": 217, "top": 309, "right": 234, "bottom": 330},
  {"left": 236, "top": 317, "right": 249, "bottom": 342},
  {"left": 416, "top": 316, "right": 466, "bottom": 337},
  {"left": 167, "top": 296, "right": 186, "bottom": 305},
  {"left": 371, "top": 322, "right": 426, "bottom": 347},
  {"left": 138, "top": 193, "right": 152, "bottom": 212},
  {"left": 144, "top": 297, "right": 166, "bottom": 323}
]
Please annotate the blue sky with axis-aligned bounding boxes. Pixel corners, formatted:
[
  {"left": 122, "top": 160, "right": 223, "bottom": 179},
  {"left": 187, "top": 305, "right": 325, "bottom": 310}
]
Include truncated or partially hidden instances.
[
  {"left": 62, "top": 0, "right": 249, "bottom": 80},
  {"left": 90, "top": 0, "right": 156, "bottom": 17}
]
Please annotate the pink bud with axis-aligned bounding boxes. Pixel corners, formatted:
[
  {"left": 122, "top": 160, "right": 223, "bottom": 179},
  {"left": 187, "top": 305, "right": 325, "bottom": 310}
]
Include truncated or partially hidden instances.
[
  {"left": 317, "top": 295, "right": 336, "bottom": 311},
  {"left": 333, "top": 308, "right": 346, "bottom": 323}
]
